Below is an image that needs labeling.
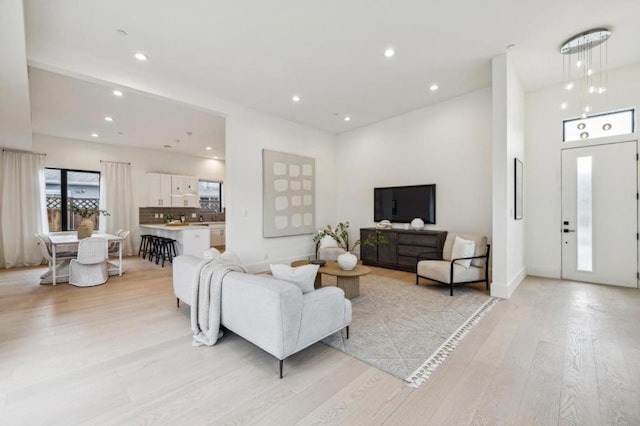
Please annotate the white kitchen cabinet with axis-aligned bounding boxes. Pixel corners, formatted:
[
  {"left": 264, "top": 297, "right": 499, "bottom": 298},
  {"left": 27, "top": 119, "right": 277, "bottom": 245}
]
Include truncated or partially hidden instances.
[
  {"left": 140, "top": 225, "right": 210, "bottom": 257},
  {"left": 181, "top": 228, "right": 210, "bottom": 256},
  {"left": 209, "top": 223, "right": 226, "bottom": 247},
  {"left": 147, "top": 173, "right": 172, "bottom": 207},
  {"left": 170, "top": 175, "right": 200, "bottom": 207}
]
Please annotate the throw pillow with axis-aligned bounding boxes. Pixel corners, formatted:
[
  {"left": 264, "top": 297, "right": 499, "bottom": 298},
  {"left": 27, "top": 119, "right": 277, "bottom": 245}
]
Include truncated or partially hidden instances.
[
  {"left": 220, "top": 250, "right": 242, "bottom": 265},
  {"left": 270, "top": 263, "right": 319, "bottom": 294},
  {"left": 203, "top": 247, "right": 222, "bottom": 260},
  {"left": 451, "top": 236, "right": 476, "bottom": 269}
]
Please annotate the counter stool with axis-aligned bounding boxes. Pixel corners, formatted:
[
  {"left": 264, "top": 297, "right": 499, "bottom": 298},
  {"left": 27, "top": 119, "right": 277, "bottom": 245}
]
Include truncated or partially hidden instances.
[
  {"left": 138, "top": 234, "right": 152, "bottom": 259},
  {"left": 148, "top": 236, "right": 161, "bottom": 263},
  {"left": 155, "top": 237, "right": 178, "bottom": 267}
]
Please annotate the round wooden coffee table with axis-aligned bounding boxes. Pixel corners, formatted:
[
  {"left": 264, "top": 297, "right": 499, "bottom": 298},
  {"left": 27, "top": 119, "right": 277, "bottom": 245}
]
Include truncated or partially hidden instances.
[{"left": 291, "top": 260, "right": 371, "bottom": 299}]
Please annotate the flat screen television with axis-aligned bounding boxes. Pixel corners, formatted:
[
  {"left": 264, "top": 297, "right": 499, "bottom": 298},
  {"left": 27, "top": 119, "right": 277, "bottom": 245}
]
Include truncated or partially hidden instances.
[{"left": 374, "top": 184, "right": 436, "bottom": 224}]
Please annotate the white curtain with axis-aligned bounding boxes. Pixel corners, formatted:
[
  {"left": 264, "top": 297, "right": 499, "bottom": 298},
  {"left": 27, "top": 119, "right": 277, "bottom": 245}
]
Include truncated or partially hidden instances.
[
  {"left": 100, "top": 161, "right": 134, "bottom": 255},
  {"left": 0, "top": 150, "right": 47, "bottom": 268}
]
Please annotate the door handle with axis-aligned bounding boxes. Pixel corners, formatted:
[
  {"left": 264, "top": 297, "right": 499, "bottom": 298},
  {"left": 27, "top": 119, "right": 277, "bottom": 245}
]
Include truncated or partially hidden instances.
[{"left": 563, "top": 229, "right": 576, "bottom": 233}]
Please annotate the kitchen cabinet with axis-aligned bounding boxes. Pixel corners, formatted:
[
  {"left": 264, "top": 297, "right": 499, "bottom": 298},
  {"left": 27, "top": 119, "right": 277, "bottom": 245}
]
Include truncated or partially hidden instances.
[
  {"left": 171, "top": 175, "right": 200, "bottom": 207},
  {"left": 209, "top": 223, "right": 225, "bottom": 247},
  {"left": 140, "top": 224, "right": 210, "bottom": 257},
  {"left": 147, "top": 173, "right": 172, "bottom": 207}
]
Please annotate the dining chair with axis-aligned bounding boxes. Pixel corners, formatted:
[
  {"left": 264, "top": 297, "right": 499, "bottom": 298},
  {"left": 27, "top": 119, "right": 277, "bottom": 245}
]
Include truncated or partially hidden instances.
[
  {"left": 108, "top": 230, "right": 130, "bottom": 257},
  {"left": 35, "top": 234, "right": 77, "bottom": 284},
  {"left": 69, "top": 237, "right": 109, "bottom": 287}
]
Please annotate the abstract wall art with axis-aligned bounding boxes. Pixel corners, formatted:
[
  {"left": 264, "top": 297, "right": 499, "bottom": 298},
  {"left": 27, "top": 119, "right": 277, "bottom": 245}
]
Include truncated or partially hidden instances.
[{"left": 262, "top": 149, "right": 315, "bottom": 237}]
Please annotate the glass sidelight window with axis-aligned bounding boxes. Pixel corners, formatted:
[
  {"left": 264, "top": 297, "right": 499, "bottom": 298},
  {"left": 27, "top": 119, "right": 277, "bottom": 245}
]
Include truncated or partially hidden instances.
[{"left": 576, "top": 156, "right": 593, "bottom": 271}]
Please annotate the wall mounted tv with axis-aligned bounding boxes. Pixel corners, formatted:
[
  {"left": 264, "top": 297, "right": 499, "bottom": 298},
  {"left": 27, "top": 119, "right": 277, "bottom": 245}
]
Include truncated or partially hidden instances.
[{"left": 374, "top": 184, "right": 436, "bottom": 224}]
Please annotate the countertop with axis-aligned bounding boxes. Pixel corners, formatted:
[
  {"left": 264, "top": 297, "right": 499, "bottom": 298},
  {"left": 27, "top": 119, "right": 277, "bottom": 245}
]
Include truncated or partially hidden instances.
[{"left": 140, "top": 223, "right": 218, "bottom": 231}]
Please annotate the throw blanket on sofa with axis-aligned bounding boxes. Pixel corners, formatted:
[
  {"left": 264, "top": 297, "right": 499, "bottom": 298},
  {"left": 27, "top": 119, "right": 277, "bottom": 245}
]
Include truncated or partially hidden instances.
[{"left": 190, "top": 258, "right": 246, "bottom": 346}]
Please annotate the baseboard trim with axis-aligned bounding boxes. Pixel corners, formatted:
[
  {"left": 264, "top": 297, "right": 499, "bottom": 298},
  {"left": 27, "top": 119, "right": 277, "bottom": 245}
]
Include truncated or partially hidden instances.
[
  {"left": 526, "top": 265, "right": 561, "bottom": 279},
  {"left": 490, "top": 267, "right": 526, "bottom": 299}
]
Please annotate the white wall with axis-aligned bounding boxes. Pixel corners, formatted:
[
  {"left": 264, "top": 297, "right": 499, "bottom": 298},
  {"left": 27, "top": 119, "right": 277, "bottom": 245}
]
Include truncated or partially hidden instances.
[
  {"left": 335, "top": 88, "right": 492, "bottom": 247},
  {"left": 33, "top": 133, "right": 225, "bottom": 208},
  {"left": 491, "top": 53, "right": 526, "bottom": 298},
  {"left": 526, "top": 62, "right": 640, "bottom": 278},
  {"left": 225, "top": 108, "right": 337, "bottom": 271},
  {"left": 0, "top": 0, "right": 32, "bottom": 151}
]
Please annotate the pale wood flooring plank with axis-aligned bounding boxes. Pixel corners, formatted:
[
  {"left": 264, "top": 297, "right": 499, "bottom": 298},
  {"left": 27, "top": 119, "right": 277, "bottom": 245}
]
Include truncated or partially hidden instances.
[
  {"left": 558, "top": 286, "right": 602, "bottom": 426},
  {"left": 2, "top": 259, "right": 640, "bottom": 425}
]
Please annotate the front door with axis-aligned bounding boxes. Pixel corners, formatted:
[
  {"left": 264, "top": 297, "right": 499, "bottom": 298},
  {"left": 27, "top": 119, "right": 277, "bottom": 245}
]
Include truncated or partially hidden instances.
[{"left": 561, "top": 141, "right": 638, "bottom": 288}]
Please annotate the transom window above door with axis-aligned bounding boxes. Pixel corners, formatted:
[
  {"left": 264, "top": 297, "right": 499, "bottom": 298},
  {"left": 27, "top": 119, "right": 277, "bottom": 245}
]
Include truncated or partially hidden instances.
[{"left": 563, "top": 108, "right": 635, "bottom": 142}]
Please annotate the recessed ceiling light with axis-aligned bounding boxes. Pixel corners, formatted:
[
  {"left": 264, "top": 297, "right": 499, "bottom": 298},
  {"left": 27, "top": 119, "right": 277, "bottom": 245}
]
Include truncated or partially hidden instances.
[
  {"left": 292, "top": 95, "right": 300, "bottom": 102},
  {"left": 116, "top": 29, "right": 127, "bottom": 37},
  {"left": 384, "top": 48, "right": 395, "bottom": 58},
  {"left": 344, "top": 116, "right": 351, "bottom": 122},
  {"left": 560, "top": 102, "right": 568, "bottom": 110},
  {"left": 205, "top": 146, "right": 212, "bottom": 150},
  {"left": 113, "top": 90, "right": 123, "bottom": 97},
  {"left": 91, "top": 133, "right": 99, "bottom": 138},
  {"left": 104, "top": 116, "right": 114, "bottom": 122},
  {"left": 429, "top": 84, "right": 439, "bottom": 91},
  {"left": 134, "top": 52, "right": 148, "bottom": 61}
]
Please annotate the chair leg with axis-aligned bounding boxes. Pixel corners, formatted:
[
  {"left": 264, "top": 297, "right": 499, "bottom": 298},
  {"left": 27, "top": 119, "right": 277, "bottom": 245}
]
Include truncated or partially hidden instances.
[
  {"left": 279, "top": 359, "right": 284, "bottom": 379},
  {"left": 346, "top": 325, "right": 349, "bottom": 339},
  {"left": 416, "top": 275, "right": 419, "bottom": 285},
  {"left": 176, "top": 298, "right": 180, "bottom": 308},
  {"left": 450, "top": 283, "right": 454, "bottom": 296}
]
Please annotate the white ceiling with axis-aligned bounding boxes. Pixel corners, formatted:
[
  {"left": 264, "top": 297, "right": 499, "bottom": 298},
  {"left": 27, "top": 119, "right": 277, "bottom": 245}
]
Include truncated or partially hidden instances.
[
  {"left": 23, "top": 0, "right": 640, "bottom": 137},
  {"left": 29, "top": 67, "right": 226, "bottom": 159}
]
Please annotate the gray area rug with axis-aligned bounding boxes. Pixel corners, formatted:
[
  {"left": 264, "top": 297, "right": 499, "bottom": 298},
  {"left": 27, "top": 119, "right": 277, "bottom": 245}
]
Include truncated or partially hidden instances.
[{"left": 322, "top": 273, "right": 498, "bottom": 387}]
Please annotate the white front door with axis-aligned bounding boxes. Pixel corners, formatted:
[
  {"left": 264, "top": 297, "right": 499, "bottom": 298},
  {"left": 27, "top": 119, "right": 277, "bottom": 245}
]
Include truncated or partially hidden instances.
[{"left": 561, "top": 141, "right": 638, "bottom": 288}]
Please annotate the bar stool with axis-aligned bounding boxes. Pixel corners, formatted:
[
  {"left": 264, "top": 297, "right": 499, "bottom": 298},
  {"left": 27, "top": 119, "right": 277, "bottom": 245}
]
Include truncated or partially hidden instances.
[
  {"left": 148, "top": 236, "right": 161, "bottom": 263},
  {"left": 138, "top": 234, "right": 152, "bottom": 259},
  {"left": 155, "top": 237, "right": 178, "bottom": 267}
]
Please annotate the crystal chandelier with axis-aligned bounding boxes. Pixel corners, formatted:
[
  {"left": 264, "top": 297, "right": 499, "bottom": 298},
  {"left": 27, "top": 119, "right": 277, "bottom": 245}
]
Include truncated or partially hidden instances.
[{"left": 560, "top": 28, "right": 611, "bottom": 119}]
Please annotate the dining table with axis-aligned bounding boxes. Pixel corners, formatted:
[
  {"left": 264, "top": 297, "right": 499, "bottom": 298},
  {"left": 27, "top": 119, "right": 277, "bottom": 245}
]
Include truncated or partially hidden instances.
[{"left": 48, "top": 232, "right": 124, "bottom": 285}]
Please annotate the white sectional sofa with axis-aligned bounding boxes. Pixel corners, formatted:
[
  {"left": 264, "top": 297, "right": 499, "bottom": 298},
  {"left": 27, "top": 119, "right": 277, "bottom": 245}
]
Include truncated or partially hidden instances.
[{"left": 173, "top": 255, "right": 352, "bottom": 377}]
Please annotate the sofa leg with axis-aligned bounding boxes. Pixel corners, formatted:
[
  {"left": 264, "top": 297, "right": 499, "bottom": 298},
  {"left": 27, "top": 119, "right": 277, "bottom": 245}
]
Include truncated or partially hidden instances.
[
  {"left": 346, "top": 326, "right": 350, "bottom": 339},
  {"left": 450, "top": 283, "right": 454, "bottom": 296},
  {"left": 176, "top": 298, "right": 180, "bottom": 308},
  {"left": 279, "top": 359, "right": 284, "bottom": 379},
  {"left": 416, "top": 275, "right": 419, "bottom": 285}
]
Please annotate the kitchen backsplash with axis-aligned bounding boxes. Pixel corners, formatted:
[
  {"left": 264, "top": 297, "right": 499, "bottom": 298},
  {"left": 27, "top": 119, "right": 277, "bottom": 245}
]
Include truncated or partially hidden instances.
[{"left": 139, "top": 207, "right": 225, "bottom": 224}]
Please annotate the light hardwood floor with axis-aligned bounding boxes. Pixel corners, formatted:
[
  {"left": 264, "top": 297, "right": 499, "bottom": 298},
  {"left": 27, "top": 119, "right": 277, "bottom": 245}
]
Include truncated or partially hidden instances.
[{"left": 1, "top": 258, "right": 639, "bottom": 425}]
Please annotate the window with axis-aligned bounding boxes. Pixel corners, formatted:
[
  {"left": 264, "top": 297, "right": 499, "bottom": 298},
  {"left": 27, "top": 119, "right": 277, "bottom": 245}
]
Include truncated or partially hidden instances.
[
  {"left": 45, "top": 168, "right": 101, "bottom": 231},
  {"left": 199, "top": 181, "right": 223, "bottom": 212},
  {"left": 563, "top": 108, "right": 635, "bottom": 142}
]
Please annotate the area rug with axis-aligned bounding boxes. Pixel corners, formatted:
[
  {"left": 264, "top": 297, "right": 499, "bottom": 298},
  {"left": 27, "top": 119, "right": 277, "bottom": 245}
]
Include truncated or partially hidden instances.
[{"left": 321, "top": 274, "right": 499, "bottom": 388}]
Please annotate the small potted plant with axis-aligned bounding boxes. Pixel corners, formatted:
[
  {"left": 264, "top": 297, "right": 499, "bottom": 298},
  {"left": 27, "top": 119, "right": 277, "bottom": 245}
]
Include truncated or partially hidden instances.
[
  {"left": 313, "top": 221, "right": 388, "bottom": 270},
  {"left": 70, "top": 205, "right": 110, "bottom": 239}
]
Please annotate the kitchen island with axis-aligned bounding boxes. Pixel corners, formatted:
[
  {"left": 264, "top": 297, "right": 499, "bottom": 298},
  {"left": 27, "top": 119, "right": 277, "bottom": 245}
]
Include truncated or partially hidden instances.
[{"left": 140, "top": 224, "right": 210, "bottom": 257}]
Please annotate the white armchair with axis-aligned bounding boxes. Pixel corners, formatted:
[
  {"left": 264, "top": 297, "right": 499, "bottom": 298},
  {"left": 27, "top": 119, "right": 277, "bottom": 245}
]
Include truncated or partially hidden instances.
[
  {"left": 316, "top": 235, "right": 346, "bottom": 261},
  {"left": 69, "top": 237, "right": 109, "bottom": 287},
  {"left": 416, "top": 233, "right": 490, "bottom": 296}
]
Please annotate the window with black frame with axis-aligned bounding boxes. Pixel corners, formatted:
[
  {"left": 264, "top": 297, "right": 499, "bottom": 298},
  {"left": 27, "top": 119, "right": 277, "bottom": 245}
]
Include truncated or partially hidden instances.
[
  {"left": 45, "top": 168, "right": 101, "bottom": 231},
  {"left": 199, "top": 181, "right": 223, "bottom": 213}
]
